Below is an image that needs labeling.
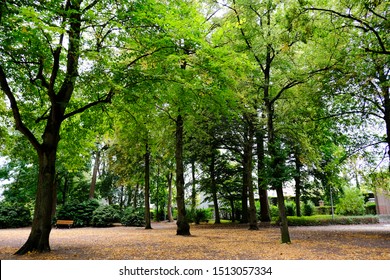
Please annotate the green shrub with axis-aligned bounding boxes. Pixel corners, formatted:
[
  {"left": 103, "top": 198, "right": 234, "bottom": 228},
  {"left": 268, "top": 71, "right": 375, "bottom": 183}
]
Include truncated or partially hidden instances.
[
  {"left": 280, "top": 215, "right": 379, "bottom": 226},
  {"left": 336, "top": 188, "right": 365, "bottom": 216},
  {"left": 0, "top": 202, "right": 31, "bottom": 228},
  {"left": 91, "top": 205, "right": 121, "bottom": 227},
  {"left": 285, "top": 201, "right": 296, "bottom": 216},
  {"left": 302, "top": 201, "right": 315, "bottom": 216},
  {"left": 121, "top": 208, "right": 145, "bottom": 227},
  {"left": 57, "top": 199, "right": 100, "bottom": 227},
  {"left": 194, "top": 208, "right": 212, "bottom": 224},
  {"left": 270, "top": 205, "right": 279, "bottom": 221}
]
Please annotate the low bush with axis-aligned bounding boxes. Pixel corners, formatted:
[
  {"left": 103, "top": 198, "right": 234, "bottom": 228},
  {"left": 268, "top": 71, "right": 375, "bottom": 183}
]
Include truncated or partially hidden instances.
[
  {"left": 91, "top": 205, "right": 121, "bottom": 227},
  {"left": 302, "top": 201, "right": 315, "bottom": 216},
  {"left": 280, "top": 215, "right": 379, "bottom": 226},
  {"left": 187, "top": 208, "right": 212, "bottom": 224},
  {"left": 121, "top": 208, "right": 145, "bottom": 227},
  {"left": 315, "top": 206, "right": 336, "bottom": 215},
  {"left": 270, "top": 205, "right": 279, "bottom": 221},
  {"left": 56, "top": 199, "right": 100, "bottom": 227},
  {"left": 336, "top": 188, "right": 365, "bottom": 216},
  {"left": 0, "top": 202, "right": 31, "bottom": 228},
  {"left": 285, "top": 201, "right": 296, "bottom": 216},
  {"left": 194, "top": 208, "right": 212, "bottom": 224}
]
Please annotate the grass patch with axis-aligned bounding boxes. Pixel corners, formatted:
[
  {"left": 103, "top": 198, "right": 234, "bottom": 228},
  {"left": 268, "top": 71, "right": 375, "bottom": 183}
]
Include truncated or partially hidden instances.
[{"left": 271, "top": 215, "right": 379, "bottom": 226}]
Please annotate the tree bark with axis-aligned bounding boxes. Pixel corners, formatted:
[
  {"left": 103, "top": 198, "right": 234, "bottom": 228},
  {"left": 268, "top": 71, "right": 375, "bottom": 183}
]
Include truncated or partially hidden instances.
[
  {"left": 230, "top": 198, "right": 236, "bottom": 222},
  {"left": 276, "top": 183, "right": 291, "bottom": 243},
  {"left": 15, "top": 128, "right": 60, "bottom": 254},
  {"left": 175, "top": 114, "right": 190, "bottom": 235},
  {"left": 210, "top": 152, "right": 221, "bottom": 224},
  {"left": 89, "top": 149, "right": 101, "bottom": 199}
]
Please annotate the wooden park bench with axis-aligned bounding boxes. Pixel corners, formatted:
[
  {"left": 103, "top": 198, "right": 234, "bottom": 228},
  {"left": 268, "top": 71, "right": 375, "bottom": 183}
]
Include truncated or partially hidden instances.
[{"left": 56, "top": 220, "right": 74, "bottom": 229}]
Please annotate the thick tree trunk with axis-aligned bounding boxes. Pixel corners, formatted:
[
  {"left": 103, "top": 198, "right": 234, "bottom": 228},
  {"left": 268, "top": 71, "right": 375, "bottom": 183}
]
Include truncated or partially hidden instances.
[
  {"left": 144, "top": 143, "right": 152, "bottom": 229},
  {"left": 175, "top": 114, "right": 190, "bottom": 235},
  {"left": 257, "top": 128, "right": 271, "bottom": 222},
  {"left": 15, "top": 138, "right": 59, "bottom": 254},
  {"left": 230, "top": 198, "right": 236, "bottom": 222},
  {"left": 276, "top": 184, "right": 291, "bottom": 243},
  {"left": 167, "top": 172, "right": 174, "bottom": 222},
  {"left": 210, "top": 152, "right": 221, "bottom": 224},
  {"left": 89, "top": 149, "right": 101, "bottom": 199}
]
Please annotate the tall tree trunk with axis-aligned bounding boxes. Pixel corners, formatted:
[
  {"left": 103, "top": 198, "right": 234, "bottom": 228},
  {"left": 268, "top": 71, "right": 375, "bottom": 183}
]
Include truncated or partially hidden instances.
[
  {"left": 15, "top": 131, "right": 60, "bottom": 255},
  {"left": 156, "top": 166, "right": 160, "bottom": 221},
  {"left": 294, "top": 150, "right": 302, "bottom": 217},
  {"left": 276, "top": 183, "right": 290, "bottom": 243},
  {"left": 244, "top": 116, "right": 258, "bottom": 230},
  {"left": 230, "top": 198, "right": 236, "bottom": 222},
  {"left": 144, "top": 142, "right": 152, "bottom": 229},
  {"left": 167, "top": 172, "right": 174, "bottom": 222},
  {"left": 210, "top": 152, "right": 221, "bottom": 224},
  {"left": 263, "top": 24, "right": 291, "bottom": 242},
  {"left": 175, "top": 114, "right": 190, "bottom": 235},
  {"left": 89, "top": 149, "right": 101, "bottom": 199},
  {"left": 257, "top": 128, "right": 271, "bottom": 222}
]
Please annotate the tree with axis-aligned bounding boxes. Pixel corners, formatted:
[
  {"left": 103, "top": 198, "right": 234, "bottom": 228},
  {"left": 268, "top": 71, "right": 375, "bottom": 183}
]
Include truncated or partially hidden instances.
[{"left": 0, "top": 0, "right": 147, "bottom": 254}]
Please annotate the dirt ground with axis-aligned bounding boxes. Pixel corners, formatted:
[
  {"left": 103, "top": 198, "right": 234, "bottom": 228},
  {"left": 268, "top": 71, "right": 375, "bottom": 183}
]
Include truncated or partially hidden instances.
[{"left": 0, "top": 222, "right": 389, "bottom": 260}]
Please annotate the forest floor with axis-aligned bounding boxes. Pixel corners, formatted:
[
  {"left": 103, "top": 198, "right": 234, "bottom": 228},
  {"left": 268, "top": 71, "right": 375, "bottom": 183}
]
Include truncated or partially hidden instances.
[{"left": 0, "top": 222, "right": 389, "bottom": 260}]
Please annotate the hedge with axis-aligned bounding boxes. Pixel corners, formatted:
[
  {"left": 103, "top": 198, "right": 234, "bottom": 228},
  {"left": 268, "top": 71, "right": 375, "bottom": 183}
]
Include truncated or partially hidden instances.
[{"left": 275, "top": 215, "right": 380, "bottom": 226}]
